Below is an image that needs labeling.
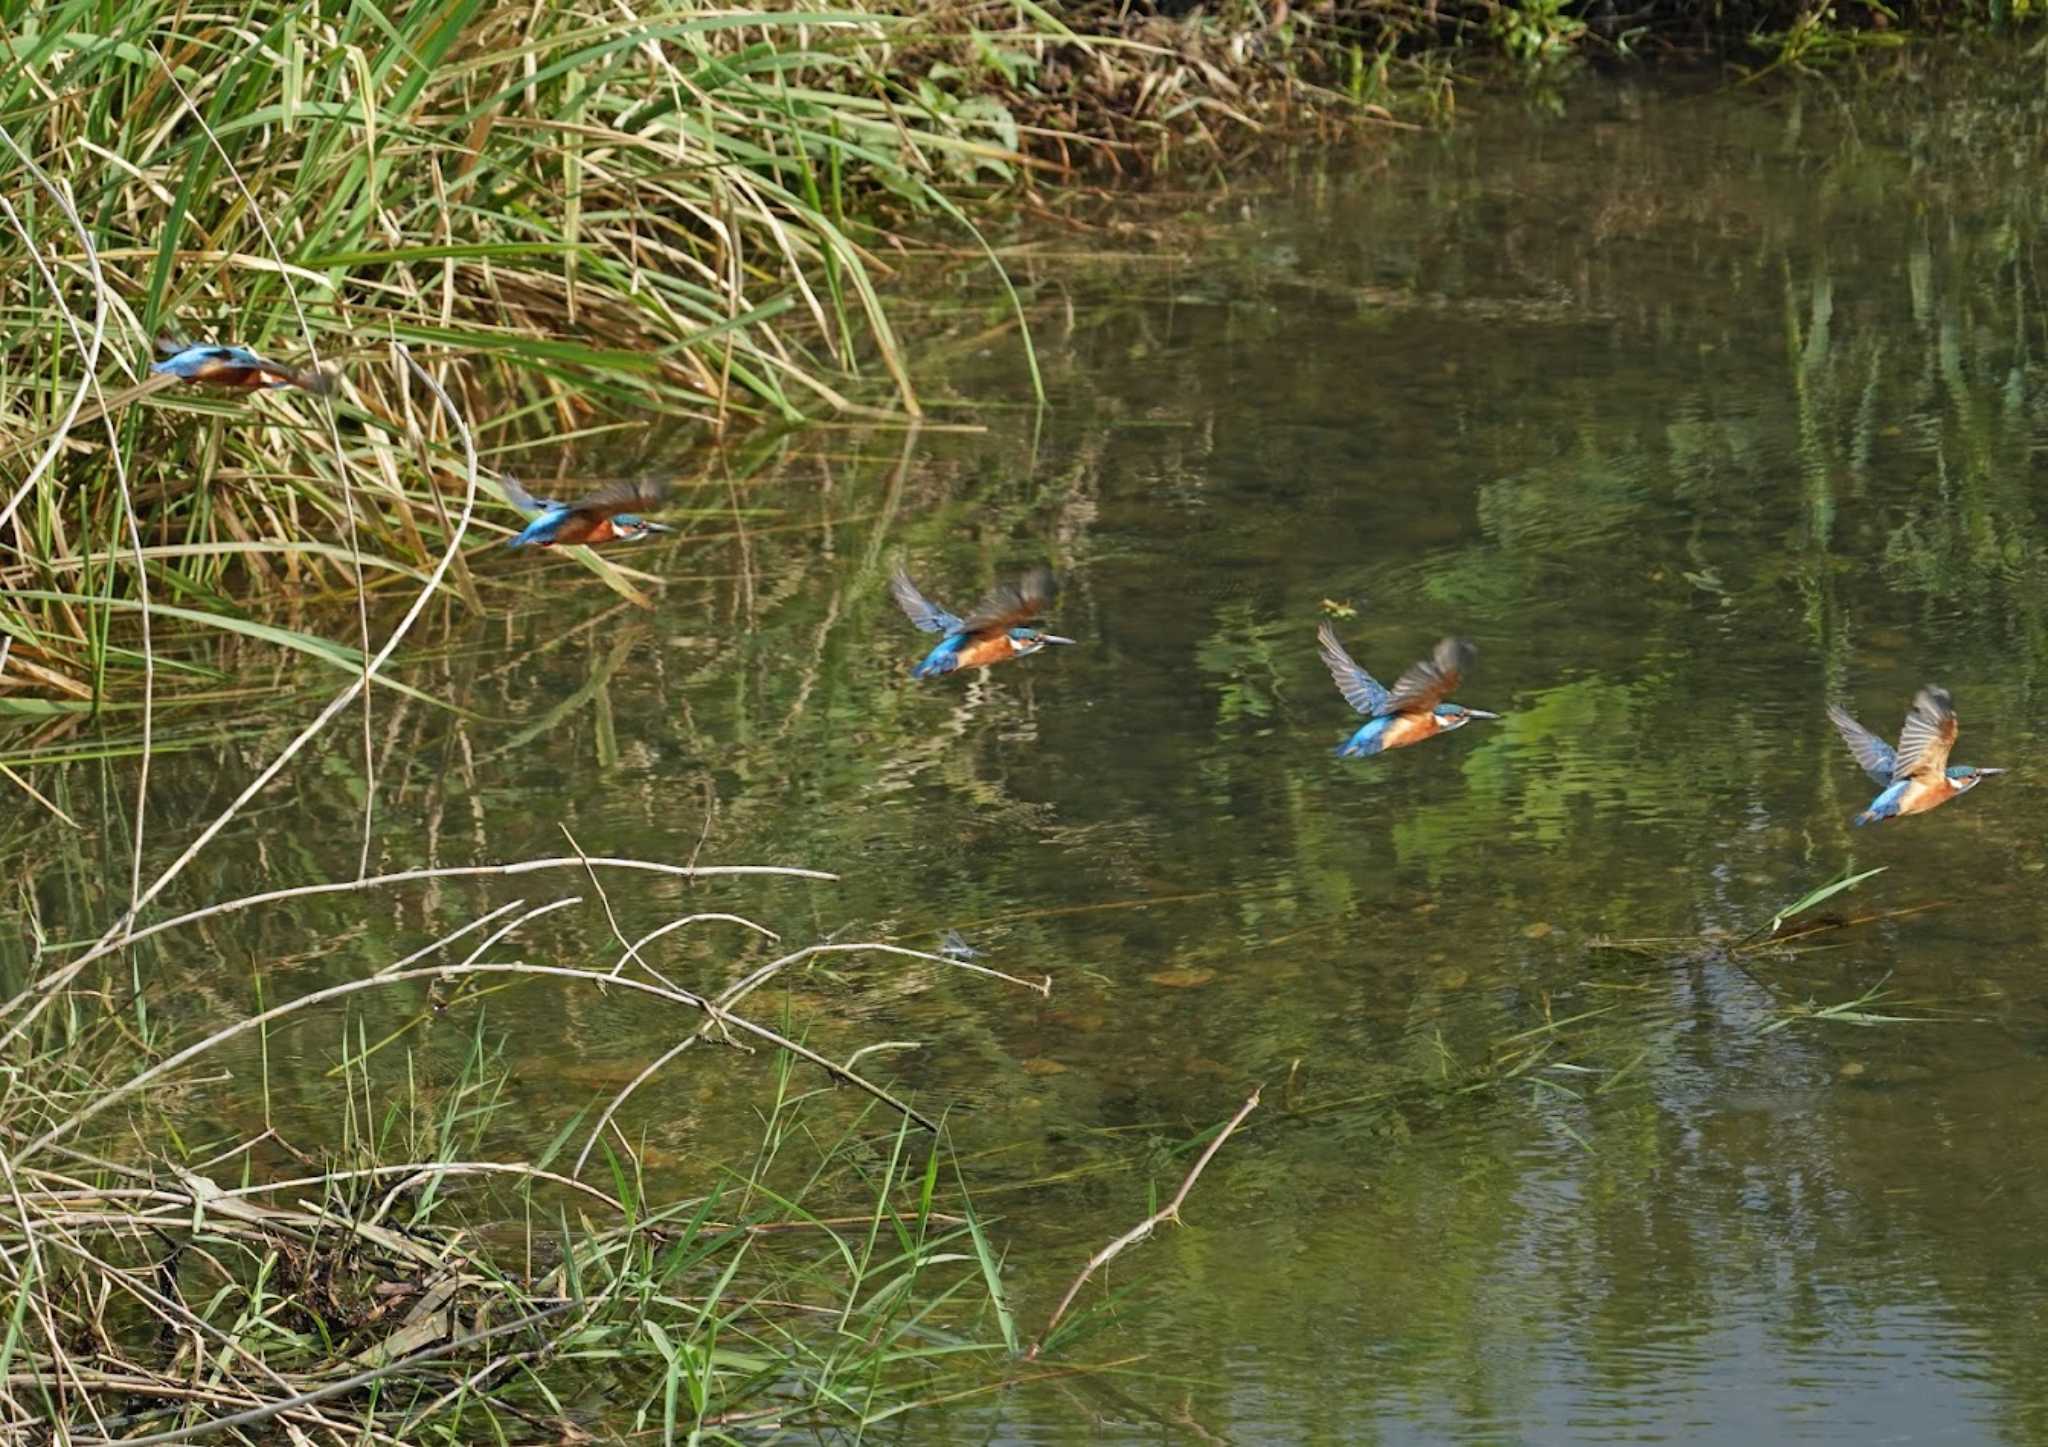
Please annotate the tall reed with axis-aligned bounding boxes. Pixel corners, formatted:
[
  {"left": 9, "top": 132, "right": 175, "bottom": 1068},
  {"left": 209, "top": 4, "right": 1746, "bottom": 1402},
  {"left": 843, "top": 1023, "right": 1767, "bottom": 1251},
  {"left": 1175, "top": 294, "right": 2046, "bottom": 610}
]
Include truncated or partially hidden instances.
[{"left": 0, "top": 2, "right": 1083, "bottom": 708}]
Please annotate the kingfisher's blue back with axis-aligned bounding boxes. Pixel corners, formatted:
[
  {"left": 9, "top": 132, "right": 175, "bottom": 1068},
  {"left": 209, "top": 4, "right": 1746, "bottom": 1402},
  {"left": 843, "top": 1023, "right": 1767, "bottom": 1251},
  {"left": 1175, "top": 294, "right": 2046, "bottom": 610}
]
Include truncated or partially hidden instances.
[
  {"left": 912, "top": 633, "right": 970, "bottom": 678},
  {"left": 1857, "top": 778, "right": 1913, "bottom": 824},
  {"left": 1338, "top": 715, "right": 1399, "bottom": 758},
  {"left": 507, "top": 503, "right": 575, "bottom": 548},
  {"left": 151, "top": 344, "right": 271, "bottom": 380}
]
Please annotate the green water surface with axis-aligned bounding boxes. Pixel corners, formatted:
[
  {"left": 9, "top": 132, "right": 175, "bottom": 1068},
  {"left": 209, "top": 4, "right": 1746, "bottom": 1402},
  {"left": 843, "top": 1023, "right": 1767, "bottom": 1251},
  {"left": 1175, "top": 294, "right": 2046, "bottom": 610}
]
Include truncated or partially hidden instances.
[{"left": 12, "top": 56, "right": 2048, "bottom": 1443}]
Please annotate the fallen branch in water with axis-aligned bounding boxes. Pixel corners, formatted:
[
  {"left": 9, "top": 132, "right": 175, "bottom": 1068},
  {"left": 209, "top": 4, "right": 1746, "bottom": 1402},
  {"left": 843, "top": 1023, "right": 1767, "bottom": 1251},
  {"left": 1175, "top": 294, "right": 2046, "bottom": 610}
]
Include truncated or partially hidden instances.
[{"left": 1025, "top": 1085, "right": 1260, "bottom": 1361}]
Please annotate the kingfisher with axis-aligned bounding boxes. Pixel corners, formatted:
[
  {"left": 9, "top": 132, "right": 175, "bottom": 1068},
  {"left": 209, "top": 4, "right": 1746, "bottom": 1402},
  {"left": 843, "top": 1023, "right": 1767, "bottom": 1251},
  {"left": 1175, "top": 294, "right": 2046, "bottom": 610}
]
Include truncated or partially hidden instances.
[
  {"left": 1828, "top": 685, "right": 2006, "bottom": 826},
  {"left": 501, "top": 475, "right": 673, "bottom": 547},
  {"left": 890, "top": 566, "right": 1074, "bottom": 678},
  {"left": 151, "top": 339, "right": 334, "bottom": 394},
  {"left": 1317, "top": 625, "right": 1500, "bottom": 757}
]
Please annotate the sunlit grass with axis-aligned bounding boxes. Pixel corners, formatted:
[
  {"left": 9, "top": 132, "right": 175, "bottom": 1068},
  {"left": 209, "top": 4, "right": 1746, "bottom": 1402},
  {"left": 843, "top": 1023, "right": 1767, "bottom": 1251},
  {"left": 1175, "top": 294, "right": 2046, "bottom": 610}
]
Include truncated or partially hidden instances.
[
  {"left": 0, "top": 1, "right": 1082, "bottom": 708},
  {"left": 0, "top": 830, "right": 1068, "bottom": 1437},
  {"left": 0, "top": 1006, "right": 1020, "bottom": 1438}
]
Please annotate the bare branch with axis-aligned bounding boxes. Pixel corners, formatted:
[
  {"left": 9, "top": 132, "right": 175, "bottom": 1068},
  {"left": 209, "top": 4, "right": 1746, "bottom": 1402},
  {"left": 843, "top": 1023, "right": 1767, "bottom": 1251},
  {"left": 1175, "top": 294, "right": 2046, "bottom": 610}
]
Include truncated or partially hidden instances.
[{"left": 1025, "top": 1088, "right": 1261, "bottom": 1361}]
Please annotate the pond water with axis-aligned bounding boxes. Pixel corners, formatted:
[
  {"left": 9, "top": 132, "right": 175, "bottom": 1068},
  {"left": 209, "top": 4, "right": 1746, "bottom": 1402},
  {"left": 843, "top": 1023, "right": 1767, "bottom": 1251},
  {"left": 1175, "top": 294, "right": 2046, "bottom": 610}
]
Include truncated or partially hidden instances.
[{"left": 12, "top": 54, "right": 2048, "bottom": 1443}]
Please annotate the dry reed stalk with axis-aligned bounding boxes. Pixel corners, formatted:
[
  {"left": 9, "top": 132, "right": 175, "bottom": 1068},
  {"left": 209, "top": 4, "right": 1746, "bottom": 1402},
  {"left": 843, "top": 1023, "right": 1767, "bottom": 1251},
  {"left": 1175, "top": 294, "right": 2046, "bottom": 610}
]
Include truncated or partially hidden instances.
[{"left": 1025, "top": 1085, "right": 1261, "bottom": 1360}]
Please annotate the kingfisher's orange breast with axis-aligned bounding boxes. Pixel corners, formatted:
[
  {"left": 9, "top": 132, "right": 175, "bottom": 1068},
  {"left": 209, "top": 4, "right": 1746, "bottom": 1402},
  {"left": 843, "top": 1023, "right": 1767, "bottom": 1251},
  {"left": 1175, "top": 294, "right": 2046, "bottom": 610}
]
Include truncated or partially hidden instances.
[
  {"left": 951, "top": 635, "right": 1016, "bottom": 671},
  {"left": 1892, "top": 778, "right": 1955, "bottom": 816},
  {"left": 557, "top": 516, "right": 610, "bottom": 546},
  {"left": 1378, "top": 712, "right": 1441, "bottom": 751},
  {"left": 192, "top": 360, "right": 271, "bottom": 389}
]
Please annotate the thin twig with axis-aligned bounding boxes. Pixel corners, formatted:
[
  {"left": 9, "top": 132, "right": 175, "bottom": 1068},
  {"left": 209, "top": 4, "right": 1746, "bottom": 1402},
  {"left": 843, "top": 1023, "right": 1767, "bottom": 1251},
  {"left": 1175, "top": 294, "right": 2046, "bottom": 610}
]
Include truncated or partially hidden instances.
[
  {"left": 373, "top": 897, "right": 531, "bottom": 978},
  {"left": 1025, "top": 1087, "right": 1260, "bottom": 1361},
  {"left": 560, "top": 826, "right": 702, "bottom": 1005},
  {"left": 24, "top": 958, "right": 939, "bottom": 1163},
  {"left": 570, "top": 940, "right": 1046, "bottom": 1177}
]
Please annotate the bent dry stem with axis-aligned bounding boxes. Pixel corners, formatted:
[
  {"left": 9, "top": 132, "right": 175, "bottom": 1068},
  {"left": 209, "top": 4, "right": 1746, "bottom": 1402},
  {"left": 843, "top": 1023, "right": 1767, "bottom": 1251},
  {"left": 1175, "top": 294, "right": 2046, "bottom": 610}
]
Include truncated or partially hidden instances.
[{"left": 1027, "top": 1086, "right": 1262, "bottom": 1361}]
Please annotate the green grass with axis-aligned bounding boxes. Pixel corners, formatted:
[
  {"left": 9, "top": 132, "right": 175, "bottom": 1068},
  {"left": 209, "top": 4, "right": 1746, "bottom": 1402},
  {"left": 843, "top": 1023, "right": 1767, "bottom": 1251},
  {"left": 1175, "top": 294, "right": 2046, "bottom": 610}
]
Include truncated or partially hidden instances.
[
  {"left": 0, "top": 1028, "right": 1020, "bottom": 1439},
  {"left": 0, "top": 851, "right": 1053, "bottom": 1439},
  {"left": 0, "top": 1, "right": 1093, "bottom": 709}
]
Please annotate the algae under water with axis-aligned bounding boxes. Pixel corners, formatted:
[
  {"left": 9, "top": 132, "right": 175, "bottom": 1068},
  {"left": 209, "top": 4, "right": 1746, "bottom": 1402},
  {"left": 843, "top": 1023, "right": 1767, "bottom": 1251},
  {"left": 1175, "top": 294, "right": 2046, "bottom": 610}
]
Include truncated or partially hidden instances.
[{"left": 11, "top": 58, "right": 2048, "bottom": 1442}]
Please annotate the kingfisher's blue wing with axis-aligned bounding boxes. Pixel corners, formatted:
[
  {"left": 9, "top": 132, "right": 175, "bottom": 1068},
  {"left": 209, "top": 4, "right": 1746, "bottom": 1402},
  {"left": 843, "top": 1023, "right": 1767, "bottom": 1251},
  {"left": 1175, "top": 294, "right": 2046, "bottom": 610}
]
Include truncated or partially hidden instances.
[
  {"left": 1317, "top": 623, "right": 1390, "bottom": 717},
  {"left": 1893, "top": 686, "right": 1958, "bottom": 782},
  {"left": 571, "top": 477, "right": 670, "bottom": 523},
  {"left": 890, "top": 572, "right": 962, "bottom": 635},
  {"left": 1828, "top": 704, "right": 1895, "bottom": 785},
  {"left": 499, "top": 474, "right": 551, "bottom": 515},
  {"left": 1382, "top": 638, "right": 1474, "bottom": 717}
]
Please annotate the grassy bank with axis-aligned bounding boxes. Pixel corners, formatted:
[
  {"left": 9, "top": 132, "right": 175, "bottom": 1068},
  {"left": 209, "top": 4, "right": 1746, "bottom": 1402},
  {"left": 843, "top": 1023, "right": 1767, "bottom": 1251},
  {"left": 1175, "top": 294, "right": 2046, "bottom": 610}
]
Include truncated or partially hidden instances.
[
  {"left": 3, "top": 3, "right": 2040, "bottom": 711},
  {"left": 0, "top": 811, "right": 1261, "bottom": 1437},
  {"left": 0, "top": 874, "right": 1029, "bottom": 1438},
  {"left": 0, "top": 3, "right": 1004, "bottom": 709}
]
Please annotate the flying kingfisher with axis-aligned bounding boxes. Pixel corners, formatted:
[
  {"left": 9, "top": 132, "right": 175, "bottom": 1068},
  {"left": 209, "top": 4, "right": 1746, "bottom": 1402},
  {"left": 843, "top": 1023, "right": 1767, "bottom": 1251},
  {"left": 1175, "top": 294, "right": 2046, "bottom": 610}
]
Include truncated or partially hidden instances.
[
  {"left": 1828, "top": 685, "right": 2006, "bottom": 826},
  {"left": 501, "top": 475, "right": 673, "bottom": 548},
  {"left": 151, "top": 339, "right": 334, "bottom": 394},
  {"left": 890, "top": 566, "right": 1074, "bottom": 678},
  {"left": 1317, "top": 625, "right": 1500, "bottom": 757}
]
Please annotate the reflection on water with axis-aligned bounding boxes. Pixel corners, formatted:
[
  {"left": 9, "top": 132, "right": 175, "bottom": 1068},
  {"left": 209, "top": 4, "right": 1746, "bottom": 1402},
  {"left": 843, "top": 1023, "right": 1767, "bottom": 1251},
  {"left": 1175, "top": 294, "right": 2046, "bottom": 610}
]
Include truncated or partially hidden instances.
[{"left": 11, "top": 55, "right": 2048, "bottom": 1442}]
